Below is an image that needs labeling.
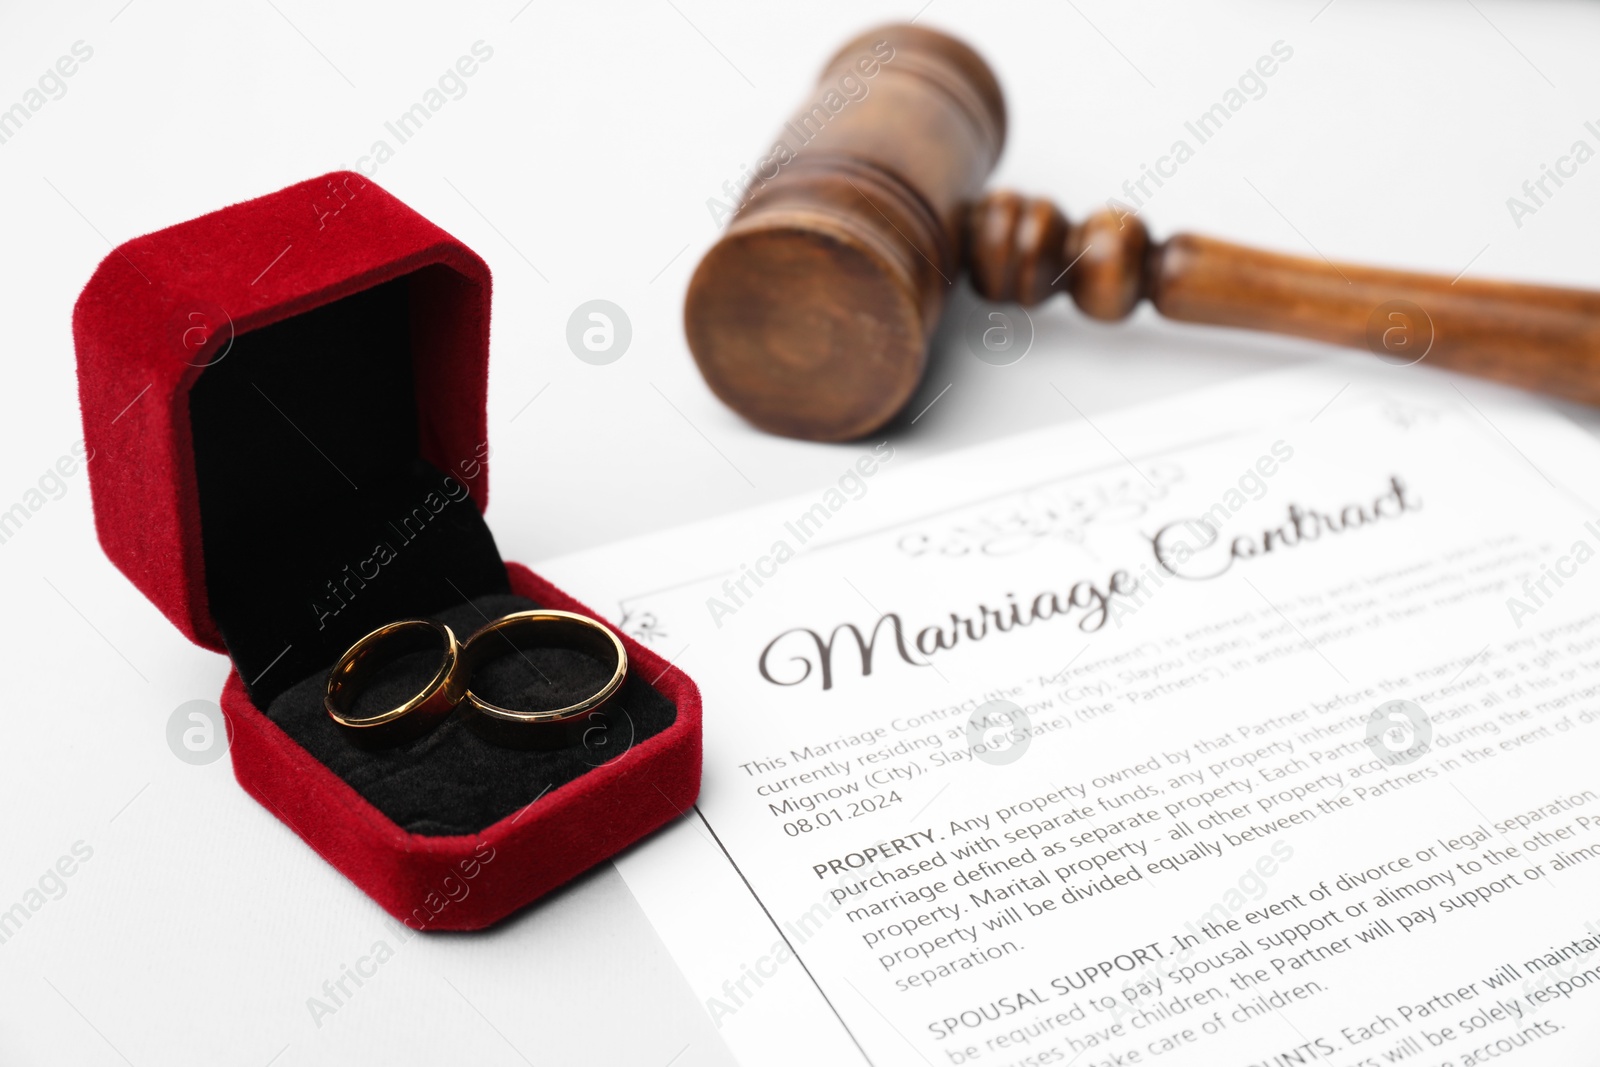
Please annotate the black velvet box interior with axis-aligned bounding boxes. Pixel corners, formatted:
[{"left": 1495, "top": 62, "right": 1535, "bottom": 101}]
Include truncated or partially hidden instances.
[{"left": 186, "top": 274, "right": 675, "bottom": 836}]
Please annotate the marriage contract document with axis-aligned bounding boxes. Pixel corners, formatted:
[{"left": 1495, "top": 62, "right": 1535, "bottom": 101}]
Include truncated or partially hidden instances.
[{"left": 543, "top": 364, "right": 1600, "bottom": 1067}]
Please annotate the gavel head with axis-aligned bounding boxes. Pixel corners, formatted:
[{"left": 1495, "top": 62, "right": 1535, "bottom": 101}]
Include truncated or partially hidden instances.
[{"left": 684, "top": 24, "right": 1006, "bottom": 441}]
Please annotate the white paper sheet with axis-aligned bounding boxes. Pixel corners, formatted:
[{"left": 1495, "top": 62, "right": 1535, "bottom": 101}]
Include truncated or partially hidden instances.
[{"left": 542, "top": 364, "right": 1600, "bottom": 1067}]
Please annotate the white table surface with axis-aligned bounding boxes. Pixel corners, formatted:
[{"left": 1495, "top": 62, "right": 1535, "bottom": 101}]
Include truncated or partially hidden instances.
[{"left": 2, "top": 1, "right": 1597, "bottom": 1064}]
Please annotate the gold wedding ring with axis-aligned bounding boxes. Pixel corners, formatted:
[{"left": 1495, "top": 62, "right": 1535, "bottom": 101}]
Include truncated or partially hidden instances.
[
  {"left": 322, "top": 610, "right": 630, "bottom": 750},
  {"left": 458, "top": 610, "right": 629, "bottom": 749},
  {"left": 325, "top": 619, "right": 467, "bottom": 747}
]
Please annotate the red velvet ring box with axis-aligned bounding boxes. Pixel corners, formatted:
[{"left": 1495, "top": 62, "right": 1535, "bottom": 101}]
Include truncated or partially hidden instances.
[{"left": 72, "top": 172, "right": 701, "bottom": 930}]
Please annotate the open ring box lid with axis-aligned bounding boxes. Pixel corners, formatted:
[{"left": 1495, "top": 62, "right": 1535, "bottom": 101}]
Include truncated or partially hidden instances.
[{"left": 71, "top": 172, "right": 702, "bottom": 930}]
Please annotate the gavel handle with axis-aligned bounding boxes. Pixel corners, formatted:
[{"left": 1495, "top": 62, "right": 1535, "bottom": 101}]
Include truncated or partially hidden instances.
[{"left": 969, "top": 191, "right": 1600, "bottom": 405}]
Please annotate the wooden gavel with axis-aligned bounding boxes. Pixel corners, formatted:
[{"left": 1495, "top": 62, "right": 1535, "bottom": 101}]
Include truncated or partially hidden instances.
[{"left": 684, "top": 23, "right": 1600, "bottom": 441}]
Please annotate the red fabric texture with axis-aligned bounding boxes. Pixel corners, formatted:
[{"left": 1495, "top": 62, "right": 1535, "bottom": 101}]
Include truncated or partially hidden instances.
[
  {"left": 224, "top": 564, "right": 703, "bottom": 930},
  {"left": 73, "top": 173, "right": 702, "bottom": 927},
  {"left": 73, "top": 172, "right": 491, "bottom": 650}
]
